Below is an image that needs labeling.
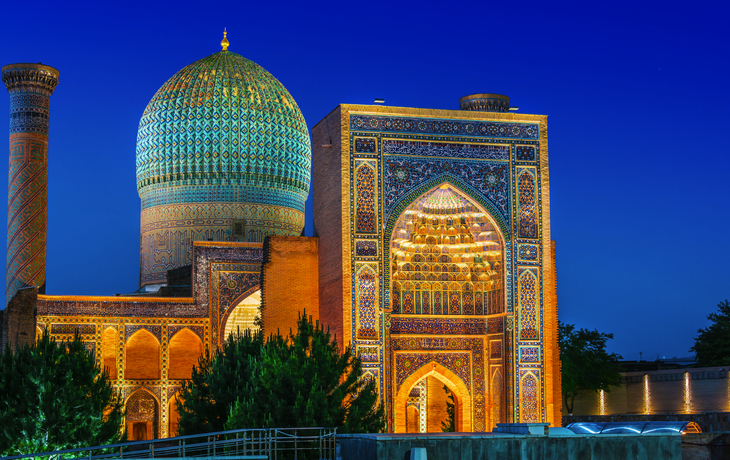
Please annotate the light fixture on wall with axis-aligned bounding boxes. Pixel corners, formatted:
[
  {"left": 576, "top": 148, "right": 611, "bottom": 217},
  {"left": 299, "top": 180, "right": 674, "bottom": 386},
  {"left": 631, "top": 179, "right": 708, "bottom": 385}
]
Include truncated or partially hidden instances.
[{"left": 374, "top": 98, "right": 385, "bottom": 104}]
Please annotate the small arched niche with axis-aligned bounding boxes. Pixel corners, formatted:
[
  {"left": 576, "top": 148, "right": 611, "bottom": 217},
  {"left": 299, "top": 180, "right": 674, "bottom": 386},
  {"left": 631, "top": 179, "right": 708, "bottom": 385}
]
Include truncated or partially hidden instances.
[
  {"left": 125, "top": 329, "right": 160, "bottom": 380},
  {"left": 168, "top": 328, "right": 203, "bottom": 380}
]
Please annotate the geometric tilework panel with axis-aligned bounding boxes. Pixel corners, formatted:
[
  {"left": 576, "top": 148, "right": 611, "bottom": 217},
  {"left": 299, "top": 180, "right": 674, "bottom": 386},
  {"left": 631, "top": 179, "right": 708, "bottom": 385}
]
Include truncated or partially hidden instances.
[
  {"left": 356, "top": 266, "right": 378, "bottom": 340},
  {"left": 517, "top": 243, "right": 540, "bottom": 262},
  {"left": 520, "top": 371, "right": 539, "bottom": 423},
  {"left": 515, "top": 145, "right": 536, "bottom": 161},
  {"left": 355, "top": 240, "right": 378, "bottom": 257},
  {"left": 6, "top": 135, "right": 48, "bottom": 306},
  {"left": 395, "top": 352, "right": 471, "bottom": 392},
  {"left": 517, "top": 169, "right": 537, "bottom": 239},
  {"left": 383, "top": 157, "right": 509, "bottom": 229},
  {"left": 518, "top": 269, "right": 539, "bottom": 341},
  {"left": 355, "top": 164, "right": 376, "bottom": 233},
  {"left": 354, "top": 137, "right": 377, "bottom": 153},
  {"left": 350, "top": 115, "right": 539, "bottom": 140}
]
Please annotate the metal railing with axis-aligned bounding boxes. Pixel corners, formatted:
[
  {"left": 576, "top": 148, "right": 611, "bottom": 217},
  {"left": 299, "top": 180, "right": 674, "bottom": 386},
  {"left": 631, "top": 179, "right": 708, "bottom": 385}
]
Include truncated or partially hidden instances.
[{"left": 2, "top": 427, "right": 337, "bottom": 460}]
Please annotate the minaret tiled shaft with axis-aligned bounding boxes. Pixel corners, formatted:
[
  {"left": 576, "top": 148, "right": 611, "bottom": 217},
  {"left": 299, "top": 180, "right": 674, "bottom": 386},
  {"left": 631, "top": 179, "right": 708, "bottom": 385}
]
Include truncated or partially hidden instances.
[{"left": 2, "top": 63, "right": 59, "bottom": 305}]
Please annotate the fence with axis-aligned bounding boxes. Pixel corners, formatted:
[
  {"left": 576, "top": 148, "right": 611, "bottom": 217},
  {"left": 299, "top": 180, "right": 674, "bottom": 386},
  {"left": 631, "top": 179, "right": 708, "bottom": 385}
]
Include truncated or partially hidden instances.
[{"left": 3, "top": 427, "right": 337, "bottom": 460}]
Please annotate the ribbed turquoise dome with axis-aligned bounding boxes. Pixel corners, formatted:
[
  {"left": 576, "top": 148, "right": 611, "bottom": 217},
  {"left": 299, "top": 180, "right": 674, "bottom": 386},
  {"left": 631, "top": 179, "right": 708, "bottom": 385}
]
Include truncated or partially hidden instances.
[
  {"left": 135, "top": 50, "right": 311, "bottom": 286},
  {"left": 135, "top": 50, "right": 311, "bottom": 208}
]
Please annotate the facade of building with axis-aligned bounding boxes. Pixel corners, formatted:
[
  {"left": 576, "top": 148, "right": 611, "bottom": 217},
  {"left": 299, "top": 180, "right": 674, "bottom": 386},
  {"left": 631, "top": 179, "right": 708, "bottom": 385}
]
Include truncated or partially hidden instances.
[
  {"left": 1, "top": 38, "right": 560, "bottom": 439},
  {"left": 312, "top": 100, "right": 560, "bottom": 432}
]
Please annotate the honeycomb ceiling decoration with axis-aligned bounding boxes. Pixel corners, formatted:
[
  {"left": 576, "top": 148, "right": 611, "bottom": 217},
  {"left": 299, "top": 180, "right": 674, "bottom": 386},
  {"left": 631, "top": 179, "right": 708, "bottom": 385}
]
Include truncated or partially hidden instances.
[
  {"left": 135, "top": 50, "right": 311, "bottom": 211},
  {"left": 390, "top": 185, "right": 505, "bottom": 316}
]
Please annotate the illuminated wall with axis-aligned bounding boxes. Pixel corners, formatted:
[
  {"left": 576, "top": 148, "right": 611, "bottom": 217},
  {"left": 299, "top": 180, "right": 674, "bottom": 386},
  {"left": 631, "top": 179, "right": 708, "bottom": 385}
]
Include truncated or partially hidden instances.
[
  {"left": 312, "top": 103, "right": 560, "bottom": 432},
  {"left": 567, "top": 367, "right": 730, "bottom": 416},
  {"left": 35, "top": 242, "right": 264, "bottom": 439}
]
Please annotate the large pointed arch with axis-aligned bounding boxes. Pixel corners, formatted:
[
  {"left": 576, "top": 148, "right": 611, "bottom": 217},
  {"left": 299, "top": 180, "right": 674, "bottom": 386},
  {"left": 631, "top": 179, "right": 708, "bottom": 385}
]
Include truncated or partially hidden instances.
[
  {"left": 394, "top": 361, "right": 472, "bottom": 433},
  {"left": 388, "top": 182, "right": 506, "bottom": 316},
  {"left": 384, "top": 173, "right": 511, "bottom": 243}
]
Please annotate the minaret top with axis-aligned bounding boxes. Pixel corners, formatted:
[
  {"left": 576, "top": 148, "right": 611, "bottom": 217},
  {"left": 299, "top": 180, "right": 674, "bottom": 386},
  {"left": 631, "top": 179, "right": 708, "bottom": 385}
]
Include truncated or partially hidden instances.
[
  {"left": 221, "top": 28, "right": 229, "bottom": 51},
  {"left": 2, "top": 63, "right": 59, "bottom": 95}
]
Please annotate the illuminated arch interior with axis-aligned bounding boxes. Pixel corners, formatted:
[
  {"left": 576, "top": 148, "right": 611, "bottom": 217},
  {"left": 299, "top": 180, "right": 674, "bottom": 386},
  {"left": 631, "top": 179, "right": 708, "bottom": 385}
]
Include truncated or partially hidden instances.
[
  {"left": 390, "top": 184, "right": 504, "bottom": 316},
  {"left": 224, "top": 290, "right": 261, "bottom": 339}
]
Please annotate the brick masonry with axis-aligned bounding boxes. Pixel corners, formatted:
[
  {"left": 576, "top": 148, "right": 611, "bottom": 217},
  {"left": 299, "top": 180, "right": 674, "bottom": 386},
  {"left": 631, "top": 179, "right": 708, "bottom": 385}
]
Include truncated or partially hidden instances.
[{"left": 261, "top": 236, "right": 319, "bottom": 336}]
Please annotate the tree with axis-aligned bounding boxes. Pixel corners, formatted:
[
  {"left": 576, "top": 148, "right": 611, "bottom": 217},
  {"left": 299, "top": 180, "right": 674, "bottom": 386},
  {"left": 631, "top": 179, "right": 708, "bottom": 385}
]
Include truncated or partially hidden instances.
[
  {"left": 225, "top": 313, "right": 384, "bottom": 433},
  {"left": 559, "top": 322, "right": 622, "bottom": 415},
  {"left": 440, "top": 386, "right": 455, "bottom": 432},
  {"left": 0, "top": 331, "right": 124, "bottom": 456},
  {"left": 691, "top": 300, "right": 730, "bottom": 367},
  {"left": 176, "top": 328, "right": 265, "bottom": 435}
]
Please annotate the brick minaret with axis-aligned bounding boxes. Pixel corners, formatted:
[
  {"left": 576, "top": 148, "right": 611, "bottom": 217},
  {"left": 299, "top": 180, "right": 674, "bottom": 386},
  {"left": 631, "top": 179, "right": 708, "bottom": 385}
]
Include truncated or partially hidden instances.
[{"left": 2, "top": 63, "right": 59, "bottom": 306}]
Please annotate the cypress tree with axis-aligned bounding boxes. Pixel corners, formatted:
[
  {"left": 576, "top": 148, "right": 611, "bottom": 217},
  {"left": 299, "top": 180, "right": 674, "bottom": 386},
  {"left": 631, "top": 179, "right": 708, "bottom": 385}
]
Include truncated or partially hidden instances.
[{"left": 0, "top": 331, "right": 124, "bottom": 456}]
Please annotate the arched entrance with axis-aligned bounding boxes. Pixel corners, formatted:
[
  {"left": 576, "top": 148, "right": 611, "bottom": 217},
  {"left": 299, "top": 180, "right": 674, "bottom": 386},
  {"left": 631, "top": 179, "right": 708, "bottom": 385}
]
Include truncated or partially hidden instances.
[
  {"left": 126, "top": 388, "right": 159, "bottom": 441},
  {"left": 394, "top": 361, "right": 472, "bottom": 433},
  {"left": 387, "top": 182, "right": 506, "bottom": 433}
]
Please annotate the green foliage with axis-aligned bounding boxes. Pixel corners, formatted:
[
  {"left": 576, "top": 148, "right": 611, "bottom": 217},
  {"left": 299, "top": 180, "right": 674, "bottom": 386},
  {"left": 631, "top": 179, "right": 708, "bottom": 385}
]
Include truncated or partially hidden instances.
[
  {"left": 691, "top": 300, "right": 730, "bottom": 367},
  {"left": 0, "top": 331, "right": 124, "bottom": 456},
  {"left": 440, "top": 385, "right": 455, "bottom": 432},
  {"left": 225, "top": 313, "right": 385, "bottom": 433},
  {"left": 559, "top": 322, "right": 622, "bottom": 414},
  {"left": 178, "top": 313, "right": 384, "bottom": 435},
  {"left": 177, "top": 328, "right": 265, "bottom": 435}
]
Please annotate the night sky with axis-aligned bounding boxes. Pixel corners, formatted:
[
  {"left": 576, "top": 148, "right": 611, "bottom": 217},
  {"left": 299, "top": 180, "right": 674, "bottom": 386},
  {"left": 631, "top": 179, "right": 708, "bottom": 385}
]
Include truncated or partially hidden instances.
[{"left": 1, "top": 1, "right": 728, "bottom": 361}]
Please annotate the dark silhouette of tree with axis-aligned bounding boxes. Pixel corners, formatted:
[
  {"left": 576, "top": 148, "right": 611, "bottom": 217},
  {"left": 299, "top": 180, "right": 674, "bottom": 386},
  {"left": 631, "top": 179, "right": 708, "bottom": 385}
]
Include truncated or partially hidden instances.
[
  {"left": 559, "top": 322, "right": 622, "bottom": 414},
  {"left": 691, "top": 300, "right": 730, "bottom": 367},
  {"left": 178, "top": 312, "right": 384, "bottom": 434},
  {"left": 440, "top": 385, "right": 455, "bottom": 432},
  {"left": 0, "top": 331, "right": 124, "bottom": 456},
  {"left": 176, "top": 328, "right": 264, "bottom": 435},
  {"left": 226, "top": 313, "right": 384, "bottom": 433}
]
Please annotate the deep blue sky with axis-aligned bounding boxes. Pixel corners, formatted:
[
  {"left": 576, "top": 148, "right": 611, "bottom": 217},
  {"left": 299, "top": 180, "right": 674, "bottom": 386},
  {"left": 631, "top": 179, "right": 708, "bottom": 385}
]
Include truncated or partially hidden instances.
[{"left": 1, "top": 1, "right": 728, "bottom": 360}]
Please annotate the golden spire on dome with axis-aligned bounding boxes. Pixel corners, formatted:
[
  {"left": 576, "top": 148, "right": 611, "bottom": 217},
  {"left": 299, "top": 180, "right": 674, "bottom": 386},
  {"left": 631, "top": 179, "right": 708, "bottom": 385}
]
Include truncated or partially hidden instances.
[{"left": 221, "top": 28, "right": 230, "bottom": 51}]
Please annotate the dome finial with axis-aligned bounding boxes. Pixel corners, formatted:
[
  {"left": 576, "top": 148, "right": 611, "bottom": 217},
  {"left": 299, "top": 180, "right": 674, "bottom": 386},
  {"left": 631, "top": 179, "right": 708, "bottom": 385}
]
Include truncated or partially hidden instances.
[{"left": 221, "top": 27, "right": 229, "bottom": 51}]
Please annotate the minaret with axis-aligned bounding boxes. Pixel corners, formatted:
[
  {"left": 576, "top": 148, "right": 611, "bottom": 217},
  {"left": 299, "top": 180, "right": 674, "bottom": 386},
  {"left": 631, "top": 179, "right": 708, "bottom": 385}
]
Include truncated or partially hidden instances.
[{"left": 1, "top": 63, "right": 59, "bottom": 306}]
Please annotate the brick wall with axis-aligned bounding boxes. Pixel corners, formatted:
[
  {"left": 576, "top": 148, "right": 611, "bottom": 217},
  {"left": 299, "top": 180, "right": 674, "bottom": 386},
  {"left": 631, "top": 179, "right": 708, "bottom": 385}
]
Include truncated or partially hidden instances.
[
  {"left": 261, "top": 236, "right": 320, "bottom": 337},
  {"left": 0, "top": 286, "right": 38, "bottom": 351},
  {"left": 312, "top": 107, "right": 345, "bottom": 349}
]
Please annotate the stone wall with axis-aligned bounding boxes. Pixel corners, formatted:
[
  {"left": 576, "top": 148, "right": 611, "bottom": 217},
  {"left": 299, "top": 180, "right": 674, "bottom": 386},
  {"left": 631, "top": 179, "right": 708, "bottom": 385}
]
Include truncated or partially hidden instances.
[
  {"left": 565, "top": 366, "right": 730, "bottom": 417},
  {"left": 681, "top": 433, "right": 730, "bottom": 460},
  {"left": 261, "top": 236, "right": 319, "bottom": 336},
  {"left": 338, "top": 432, "right": 681, "bottom": 460}
]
